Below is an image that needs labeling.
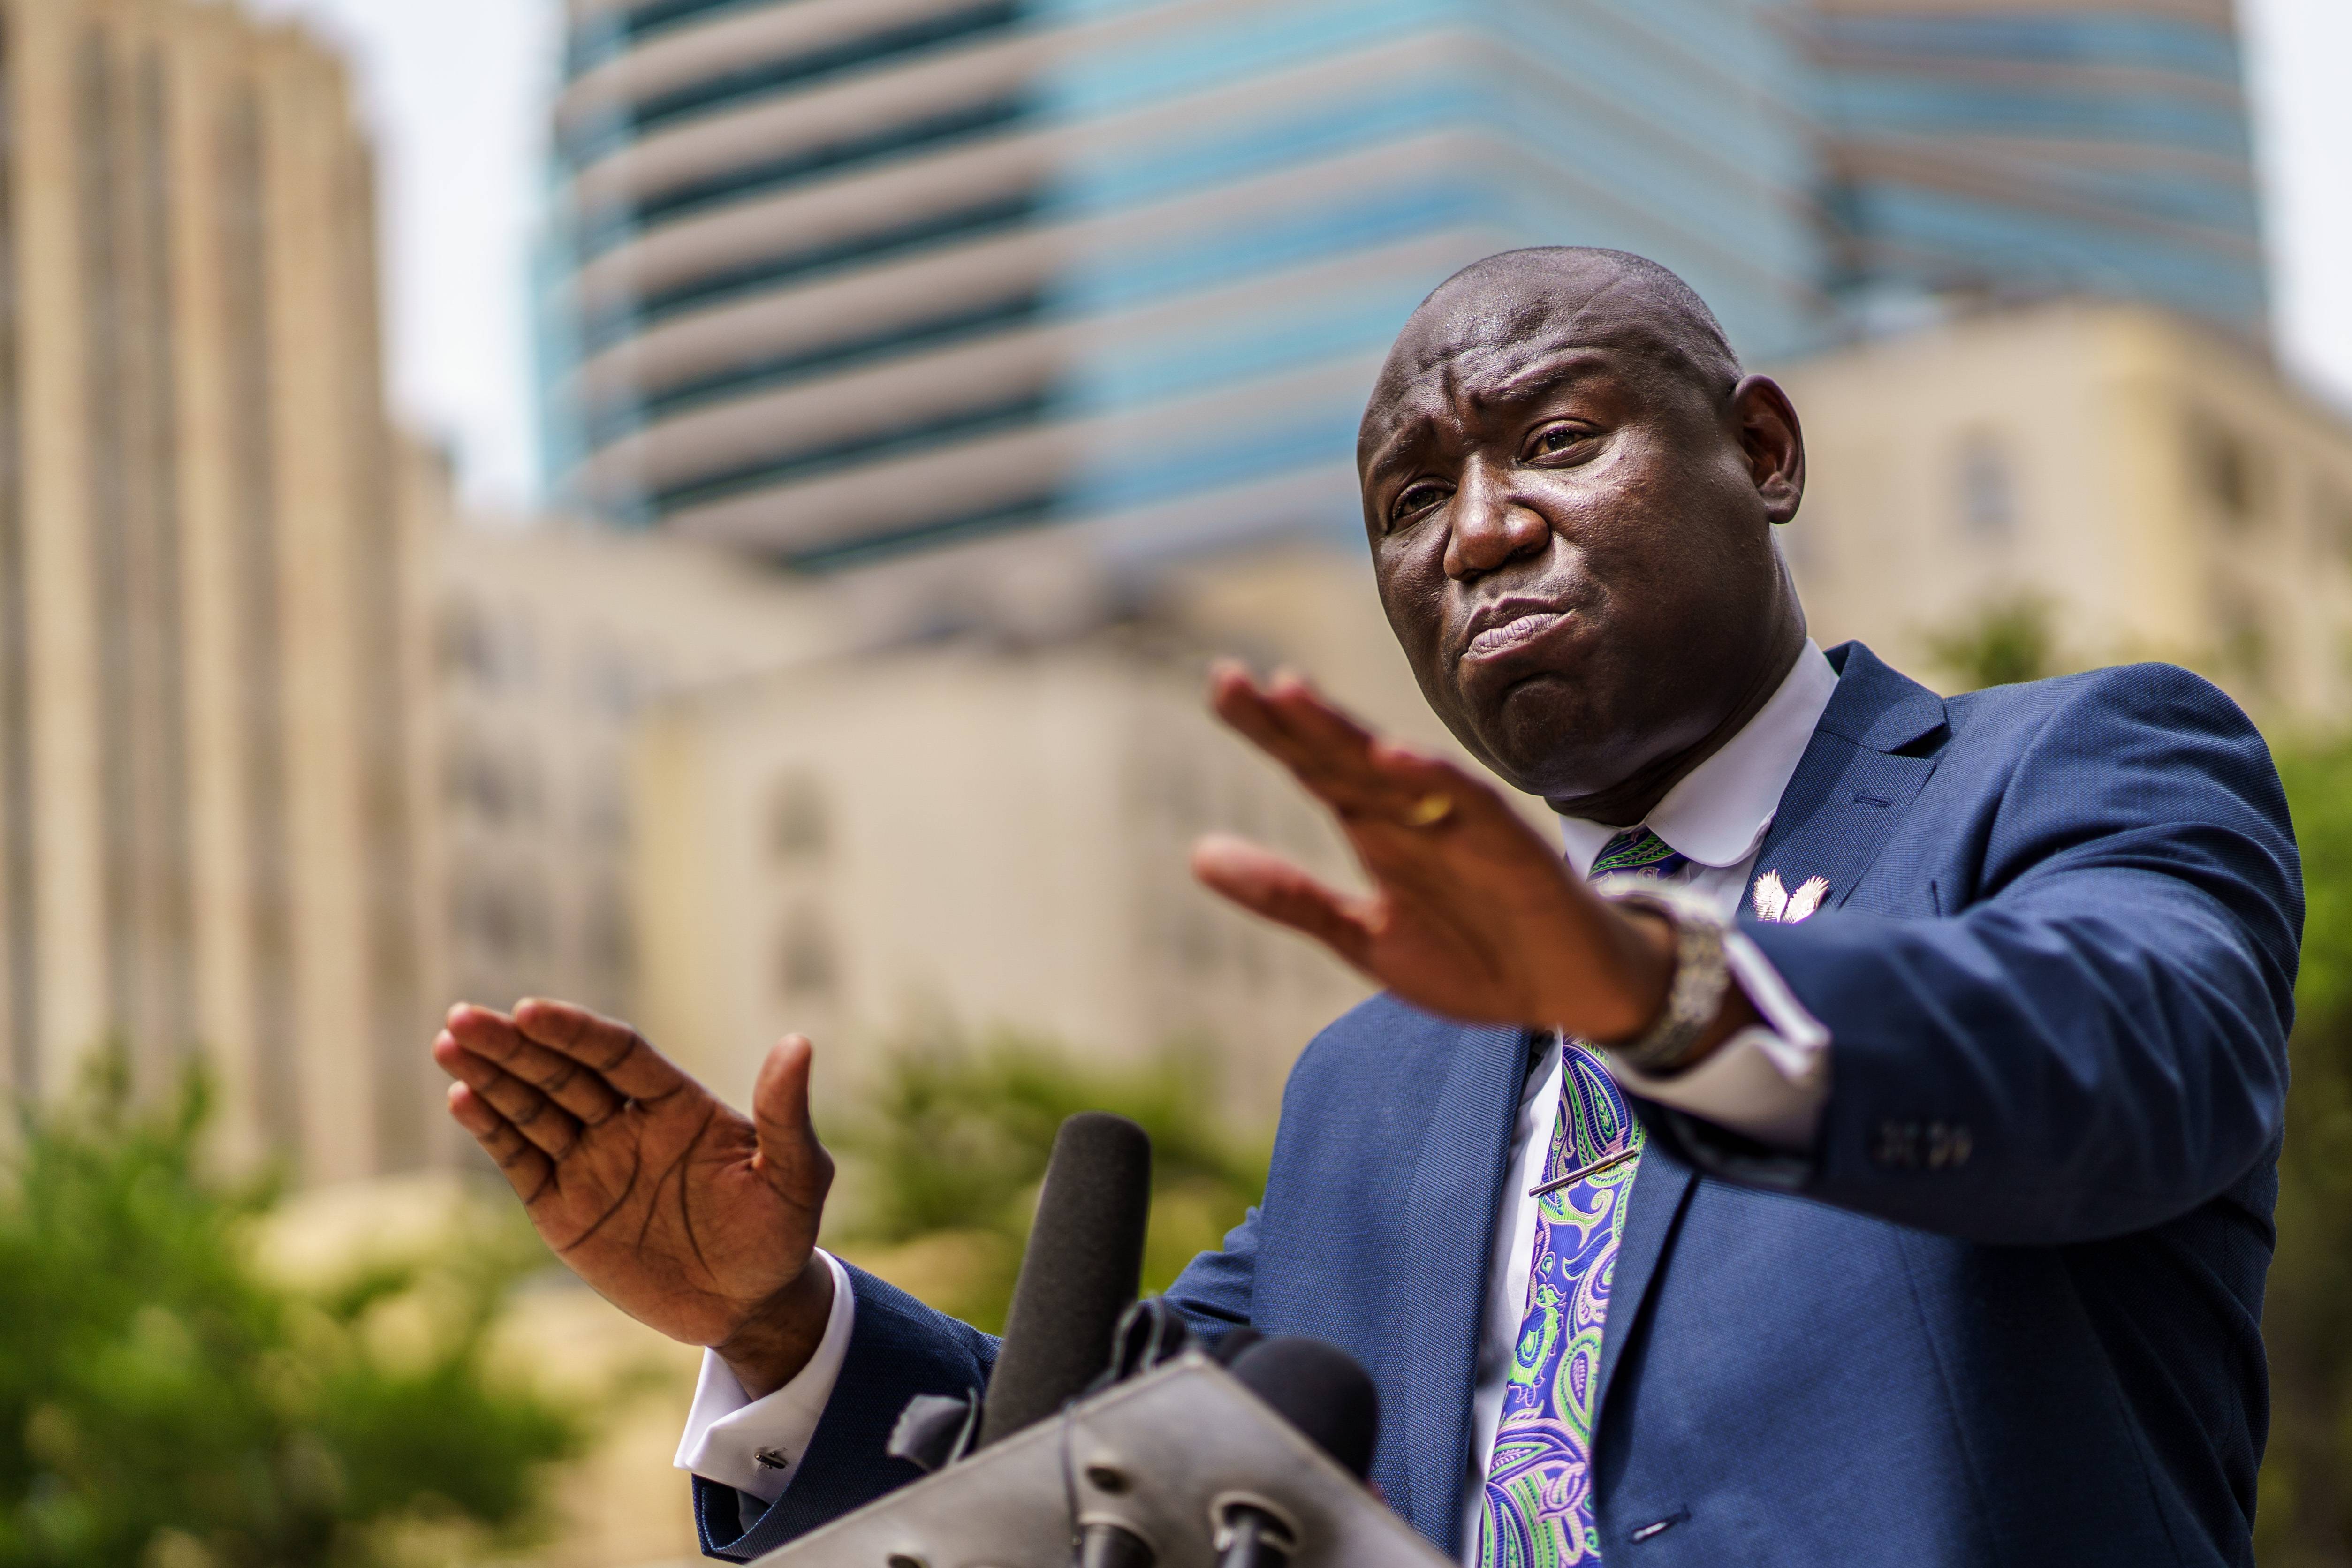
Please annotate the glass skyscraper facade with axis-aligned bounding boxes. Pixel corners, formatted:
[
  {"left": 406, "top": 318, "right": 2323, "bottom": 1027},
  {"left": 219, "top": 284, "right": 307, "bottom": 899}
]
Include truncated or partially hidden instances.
[
  {"left": 539, "top": 0, "right": 1827, "bottom": 568},
  {"left": 1809, "top": 0, "right": 2267, "bottom": 337}
]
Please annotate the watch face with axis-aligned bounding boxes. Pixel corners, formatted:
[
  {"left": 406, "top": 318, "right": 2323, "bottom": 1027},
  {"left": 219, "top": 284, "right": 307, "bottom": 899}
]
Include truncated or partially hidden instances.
[{"left": 1592, "top": 885, "right": 1730, "bottom": 1076}]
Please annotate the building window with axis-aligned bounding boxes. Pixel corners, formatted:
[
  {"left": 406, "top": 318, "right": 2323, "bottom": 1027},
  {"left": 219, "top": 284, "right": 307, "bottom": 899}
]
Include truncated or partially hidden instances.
[
  {"left": 2196, "top": 422, "right": 2263, "bottom": 529},
  {"left": 580, "top": 642, "right": 638, "bottom": 719},
  {"left": 441, "top": 597, "right": 493, "bottom": 683},
  {"left": 443, "top": 733, "right": 541, "bottom": 825},
  {"left": 582, "top": 882, "right": 634, "bottom": 986},
  {"left": 580, "top": 770, "right": 630, "bottom": 847},
  {"left": 452, "top": 869, "right": 553, "bottom": 968},
  {"left": 439, "top": 596, "right": 538, "bottom": 691},
  {"left": 1955, "top": 431, "right": 2015, "bottom": 539},
  {"left": 769, "top": 773, "right": 830, "bottom": 862},
  {"left": 776, "top": 908, "right": 837, "bottom": 999},
  {"left": 2319, "top": 485, "right": 2352, "bottom": 565}
]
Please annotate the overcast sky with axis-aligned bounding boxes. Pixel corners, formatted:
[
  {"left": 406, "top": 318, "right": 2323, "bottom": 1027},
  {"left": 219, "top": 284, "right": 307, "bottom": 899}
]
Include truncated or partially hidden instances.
[{"left": 249, "top": 0, "right": 2352, "bottom": 515}]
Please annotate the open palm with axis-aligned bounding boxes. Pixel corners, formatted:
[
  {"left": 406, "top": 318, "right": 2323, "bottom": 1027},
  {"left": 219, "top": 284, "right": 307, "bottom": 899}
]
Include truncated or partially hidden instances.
[
  {"left": 1191, "top": 664, "right": 1669, "bottom": 1044},
  {"left": 434, "top": 1001, "right": 834, "bottom": 1355}
]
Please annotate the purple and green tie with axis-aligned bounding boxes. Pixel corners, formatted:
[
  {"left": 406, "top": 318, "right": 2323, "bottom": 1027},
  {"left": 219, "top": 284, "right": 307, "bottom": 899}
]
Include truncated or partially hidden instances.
[{"left": 1476, "top": 826, "right": 1680, "bottom": 1567}]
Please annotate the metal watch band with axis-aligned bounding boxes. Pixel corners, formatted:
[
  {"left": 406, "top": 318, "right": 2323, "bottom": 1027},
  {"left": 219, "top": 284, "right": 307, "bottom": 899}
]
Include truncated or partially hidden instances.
[{"left": 1587, "top": 875, "right": 1731, "bottom": 1076}]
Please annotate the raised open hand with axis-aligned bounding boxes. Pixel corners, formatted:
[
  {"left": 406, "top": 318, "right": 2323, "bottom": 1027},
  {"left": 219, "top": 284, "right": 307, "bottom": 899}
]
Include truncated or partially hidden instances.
[
  {"left": 1192, "top": 663, "right": 1684, "bottom": 1044},
  {"left": 433, "top": 1001, "right": 835, "bottom": 1397}
]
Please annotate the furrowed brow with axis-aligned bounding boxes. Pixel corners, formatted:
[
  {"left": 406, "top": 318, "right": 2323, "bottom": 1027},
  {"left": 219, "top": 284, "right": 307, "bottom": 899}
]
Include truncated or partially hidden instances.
[{"left": 1476, "top": 349, "right": 1610, "bottom": 409}]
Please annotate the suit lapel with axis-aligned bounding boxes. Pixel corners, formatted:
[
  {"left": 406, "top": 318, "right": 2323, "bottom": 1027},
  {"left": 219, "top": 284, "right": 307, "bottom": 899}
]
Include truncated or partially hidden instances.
[
  {"left": 1742, "top": 643, "right": 1947, "bottom": 919},
  {"left": 1594, "top": 644, "right": 1947, "bottom": 1427},
  {"left": 1397, "top": 1021, "right": 1530, "bottom": 1542},
  {"left": 1743, "top": 742, "right": 1937, "bottom": 917}
]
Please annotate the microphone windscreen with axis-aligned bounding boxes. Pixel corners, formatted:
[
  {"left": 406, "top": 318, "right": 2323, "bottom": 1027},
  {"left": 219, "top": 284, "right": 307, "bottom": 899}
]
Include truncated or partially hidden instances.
[
  {"left": 1227, "top": 1335, "right": 1381, "bottom": 1481},
  {"left": 977, "top": 1111, "right": 1152, "bottom": 1447}
]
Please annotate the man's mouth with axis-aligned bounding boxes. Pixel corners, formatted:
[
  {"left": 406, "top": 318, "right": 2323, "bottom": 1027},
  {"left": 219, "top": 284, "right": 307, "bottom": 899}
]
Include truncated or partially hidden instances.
[{"left": 1467, "top": 610, "right": 1570, "bottom": 659}]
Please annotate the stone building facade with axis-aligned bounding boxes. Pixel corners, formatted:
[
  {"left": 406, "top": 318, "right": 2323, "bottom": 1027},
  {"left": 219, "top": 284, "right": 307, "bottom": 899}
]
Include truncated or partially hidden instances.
[{"left": 0, "top": 0, "right": 443, "bottom": 1180}]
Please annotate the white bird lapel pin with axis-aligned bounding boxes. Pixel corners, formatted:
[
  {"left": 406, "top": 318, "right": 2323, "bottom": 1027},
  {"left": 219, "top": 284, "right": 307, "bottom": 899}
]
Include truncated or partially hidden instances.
[{"left": 1752, "top": 870, "right": 1830, "bottom": 924}]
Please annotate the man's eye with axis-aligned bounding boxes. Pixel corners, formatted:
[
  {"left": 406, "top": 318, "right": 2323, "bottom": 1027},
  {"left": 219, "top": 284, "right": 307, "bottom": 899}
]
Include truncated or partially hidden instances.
[
  {"left": 1390, "top": 483, "right": 1449, "bottom": 524},
  {"left": 1527, "top": 424, "right": 1594, "bottom": 460}
]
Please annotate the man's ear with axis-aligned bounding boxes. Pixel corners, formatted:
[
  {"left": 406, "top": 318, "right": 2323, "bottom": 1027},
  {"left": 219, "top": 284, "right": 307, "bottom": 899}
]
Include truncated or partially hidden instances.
[{"left": 1732, "top": 374, "right": 1805, "bottom": 525}]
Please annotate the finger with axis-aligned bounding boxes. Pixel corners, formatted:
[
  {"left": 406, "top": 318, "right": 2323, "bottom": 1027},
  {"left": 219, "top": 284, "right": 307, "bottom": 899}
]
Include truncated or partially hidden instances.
[
  {"left": 510, "top": 999, "right": 688, "bottom": 1103},
  {"left": 751, "top": 1037, "right": 833, "bottom": 1215},
  {"left": 1191, "top": 833, "right": 1376, "bottom": 970},
  {"left": 1259, "top": 669, "right": 1381, "bottom": 757},
  {"left": 1211, "top": 669, "right": 1418, "bottom": 816},
  {"left": 447, "top": 1083, "right": 555, "bottom": 1204},
  {"left": 1356, "top": 741, "right": 1525, "bottom": 838},
  {"left": 438, "top": 1011, "right": 627, "bottom": 1127},
  {"left": 438, "top": 1042, "right": 584, "bottom": 1158}
]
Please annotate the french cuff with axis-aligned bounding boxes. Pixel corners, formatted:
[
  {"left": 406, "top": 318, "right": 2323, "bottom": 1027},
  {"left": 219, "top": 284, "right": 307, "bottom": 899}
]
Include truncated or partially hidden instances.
[
  {"left": 674, "top": 1250, "right": 857, "bottom": 1511},
  {"left": 1608, "top": 931, "right": 1831, "bottom": 1152}
]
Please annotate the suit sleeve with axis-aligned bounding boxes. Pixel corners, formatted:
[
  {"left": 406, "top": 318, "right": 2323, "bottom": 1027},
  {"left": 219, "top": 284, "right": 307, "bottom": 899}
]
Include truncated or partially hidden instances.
[
  {"left": 1163, "top": 1204, "right": 1262, "bottom": 1341},
  {"left": 1725, "top": 667, "right": 2299, "bottom": 1245},
  {"left": 694, "top": 1265, "right": 997, "bottom": 1561},
  {"left": 696, "top": 1213, "right": 1265, "bottom": 1558}
]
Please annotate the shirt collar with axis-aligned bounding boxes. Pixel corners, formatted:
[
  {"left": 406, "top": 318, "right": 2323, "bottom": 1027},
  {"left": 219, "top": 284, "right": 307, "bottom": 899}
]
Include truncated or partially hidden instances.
[{"left": 1557, "top": 639, "right": 1840, "bottom": 876}]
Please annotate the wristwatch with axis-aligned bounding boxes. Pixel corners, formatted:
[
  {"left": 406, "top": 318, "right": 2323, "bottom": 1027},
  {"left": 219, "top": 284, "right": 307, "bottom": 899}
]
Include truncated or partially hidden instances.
[{"left": 1588, "top": 874, "right": 1731, "bottom": 1077}]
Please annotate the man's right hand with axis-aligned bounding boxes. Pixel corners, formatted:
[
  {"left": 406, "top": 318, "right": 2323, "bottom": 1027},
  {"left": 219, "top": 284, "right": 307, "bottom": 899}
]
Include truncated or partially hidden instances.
[{"left": 432, "top": 1000, "right": 837, "bottom": 1399}]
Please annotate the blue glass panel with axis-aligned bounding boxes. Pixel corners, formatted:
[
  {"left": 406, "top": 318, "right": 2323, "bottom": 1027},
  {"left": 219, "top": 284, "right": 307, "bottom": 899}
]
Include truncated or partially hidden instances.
[
  {"left": 648, "top": 389, "right": 1059, "bottom": 512},
  {"left": 565, "top": 2, "right": 1023, "bottom": 167},
  {"left": 579, "top": 98, "right": 1032, "bottom": 253},
  {"left": 598, "top": 292, "right": 1048, "bottom": 437},
  {"left": 1817, "top": 14, "right": 2242, "bottom": 82},
  {"left": 585, "top": 193, "right": 1042, "bottom": 350},
  {"left": 1843, "top": 182, "right": 2268, "bottom": 329},
  {"left": 1825, "top": 73, "right": 2253, "bottom": 159}
]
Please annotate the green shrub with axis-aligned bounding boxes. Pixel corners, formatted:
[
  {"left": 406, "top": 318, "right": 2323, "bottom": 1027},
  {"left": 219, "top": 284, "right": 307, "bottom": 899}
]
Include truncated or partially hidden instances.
[
  {"left": 0, "top": 1061, "right": 583, "bottom": 1568},
  {"left": 831, "top": 1030, "right": 1269, "bottom": 1335},
  {"left": 2261, "top": 740, "right": 2352, "bottom": 1566}
]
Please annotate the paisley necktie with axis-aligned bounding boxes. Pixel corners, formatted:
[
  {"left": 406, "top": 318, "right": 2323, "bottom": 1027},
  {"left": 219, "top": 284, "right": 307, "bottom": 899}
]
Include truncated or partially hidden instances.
[{"left": 1476, "top": 825, "right": 1678, "bottom": 1566}]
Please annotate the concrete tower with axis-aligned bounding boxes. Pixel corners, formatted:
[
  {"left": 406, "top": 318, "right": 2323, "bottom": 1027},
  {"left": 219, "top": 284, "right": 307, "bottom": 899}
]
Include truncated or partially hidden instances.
[
  {"left": 539, "top": 0, "right": 1829, "bottom": 572},
  {"left": 0, "top": 0, "right": 446, "bottom": 1179},
  {"left": 1810, "top": 0, "right": 2268, "bottom": 337}
]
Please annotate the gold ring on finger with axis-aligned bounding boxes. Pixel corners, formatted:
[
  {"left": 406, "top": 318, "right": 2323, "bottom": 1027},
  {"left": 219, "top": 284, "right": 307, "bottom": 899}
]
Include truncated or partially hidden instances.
[{"left": 1403, "top": 792, "right": 1455, "bottom": 828}]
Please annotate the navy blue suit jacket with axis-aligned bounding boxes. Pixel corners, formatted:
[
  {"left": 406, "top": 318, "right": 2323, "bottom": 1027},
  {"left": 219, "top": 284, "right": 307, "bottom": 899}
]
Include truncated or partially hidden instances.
[{"left": 698, "top": 644, "right": 2301, "bottom": 1567}]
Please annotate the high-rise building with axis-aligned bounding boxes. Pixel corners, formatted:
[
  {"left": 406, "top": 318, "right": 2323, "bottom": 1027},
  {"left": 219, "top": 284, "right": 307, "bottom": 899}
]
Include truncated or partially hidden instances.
[
  {"left": 1807, "top": 0, "right": 2268, "bottom": 337},
  {"left": 0, "top": 0, "right": 444, "bottom": 1180},
  {"left": 539, "top": 0, "right": 1828, "bottom": 571}
]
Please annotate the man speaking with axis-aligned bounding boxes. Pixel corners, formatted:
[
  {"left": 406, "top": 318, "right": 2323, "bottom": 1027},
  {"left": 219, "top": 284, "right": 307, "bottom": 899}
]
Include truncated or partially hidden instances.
[{"left": 432, "top": 249, "right": 2299, "bottom": 1567}]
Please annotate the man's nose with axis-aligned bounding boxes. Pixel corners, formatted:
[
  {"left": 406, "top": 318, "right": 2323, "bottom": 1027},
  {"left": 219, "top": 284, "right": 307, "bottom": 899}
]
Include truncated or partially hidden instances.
[{"left": 1444, "top": 470, "right": 1549, "bottom": 578}]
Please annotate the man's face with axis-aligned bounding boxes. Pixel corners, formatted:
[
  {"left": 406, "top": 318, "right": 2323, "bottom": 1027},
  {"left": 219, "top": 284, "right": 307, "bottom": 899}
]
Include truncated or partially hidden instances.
[{"left": 1358, "top": 278, "right": 1795, "bottom": 804}]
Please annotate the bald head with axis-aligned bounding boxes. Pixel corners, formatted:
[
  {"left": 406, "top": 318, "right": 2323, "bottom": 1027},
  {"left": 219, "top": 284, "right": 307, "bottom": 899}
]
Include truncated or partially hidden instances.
[
  {"left": 1350, "top": 245, "right": 1807, "bottom": 816},
  {"left": 1363, "top": 248, "right": 1743, "bottom": 461}
]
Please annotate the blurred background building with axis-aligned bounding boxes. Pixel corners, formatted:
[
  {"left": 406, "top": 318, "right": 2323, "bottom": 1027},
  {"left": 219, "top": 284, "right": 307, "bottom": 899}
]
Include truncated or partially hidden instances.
[
  {"left": 0, "top": 0, "right": 2349, "bottom": 1560},
  {"left": 435, "top": 523, "right": 822, "bottom": 1021},
  {"left": 627, "top": 546, "right": 1470, "bottom": 1120},
  {"left": 1783, "top": 300, "right": 2352, "bottom": 714},
  {"left": 0, "top": 0, "right": 2320, "bottom": 1170},
  {"left": 535, "top": 0, "right": 1828, "bottom": 572},
  {"left": 1807, "top": 0, "right": 2269, "bottom": 338},
  {"left": 0, "top": 0, "right": 443, "bottom": 1182}
]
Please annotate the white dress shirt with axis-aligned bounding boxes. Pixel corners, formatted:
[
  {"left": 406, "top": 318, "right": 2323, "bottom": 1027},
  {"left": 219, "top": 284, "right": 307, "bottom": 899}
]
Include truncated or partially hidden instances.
[{"left": 682, "top": 642, "right": 1844, "bottom": 1558}]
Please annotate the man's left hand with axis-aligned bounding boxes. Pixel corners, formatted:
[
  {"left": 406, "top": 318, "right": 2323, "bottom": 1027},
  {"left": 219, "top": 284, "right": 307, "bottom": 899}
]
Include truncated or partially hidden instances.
[{"left": 1192, "top": 662, "right": 1748, "bottom": 1050}]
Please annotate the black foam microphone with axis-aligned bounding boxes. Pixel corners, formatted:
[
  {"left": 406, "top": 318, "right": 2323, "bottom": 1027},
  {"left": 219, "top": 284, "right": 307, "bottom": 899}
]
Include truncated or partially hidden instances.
[
  {"left": 976, "top": 1111, "right": 1153, "bottom": 1449},
  {"left": 1227, "top": 1334, "right": 1381, "bottom": 1481},
  {"left": 1216, "top": 1336, "right": 1382, "bottom": 1568}
]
